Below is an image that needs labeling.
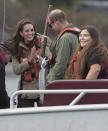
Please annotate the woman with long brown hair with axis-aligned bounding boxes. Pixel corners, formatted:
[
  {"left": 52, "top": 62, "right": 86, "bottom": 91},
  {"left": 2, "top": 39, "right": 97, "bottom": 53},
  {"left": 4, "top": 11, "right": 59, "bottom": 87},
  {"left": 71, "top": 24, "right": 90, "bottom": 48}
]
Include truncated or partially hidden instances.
[
  {"left": 10, "top": 19, "right": 42, "bottom": 107},
  {"left": 65, "top": 25, "right": 108, "bottom": 79}
]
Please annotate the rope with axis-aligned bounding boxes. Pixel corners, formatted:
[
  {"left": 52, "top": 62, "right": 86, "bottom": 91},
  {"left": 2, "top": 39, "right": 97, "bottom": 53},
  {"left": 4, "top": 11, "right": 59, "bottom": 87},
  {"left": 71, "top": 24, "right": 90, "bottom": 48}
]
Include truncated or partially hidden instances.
[{"left": 2, "top": 0, "right": 6, "bottom": 42}]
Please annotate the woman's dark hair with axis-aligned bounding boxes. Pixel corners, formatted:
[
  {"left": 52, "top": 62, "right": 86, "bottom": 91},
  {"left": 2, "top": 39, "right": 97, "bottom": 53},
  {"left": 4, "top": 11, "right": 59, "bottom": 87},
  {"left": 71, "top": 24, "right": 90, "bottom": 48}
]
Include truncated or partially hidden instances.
[
  {"left": 83, "top": 25, "right": 99, "bottom": 45},
  {"left": 11, "top": 19, "right": 39, "bottom": 56},
  {"left": 77, "top": 25, "right": 108, "bottom": 77},
  {"left": 78, "top": 25, "right": 100, "bottom": 50}
]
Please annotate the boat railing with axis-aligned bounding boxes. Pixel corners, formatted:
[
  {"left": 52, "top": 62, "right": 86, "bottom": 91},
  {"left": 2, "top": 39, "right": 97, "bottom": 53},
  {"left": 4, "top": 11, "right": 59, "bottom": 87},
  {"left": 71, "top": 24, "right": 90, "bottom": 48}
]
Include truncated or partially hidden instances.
[{"left": 10, "top": 89, "right": 108, "bottom": 109}]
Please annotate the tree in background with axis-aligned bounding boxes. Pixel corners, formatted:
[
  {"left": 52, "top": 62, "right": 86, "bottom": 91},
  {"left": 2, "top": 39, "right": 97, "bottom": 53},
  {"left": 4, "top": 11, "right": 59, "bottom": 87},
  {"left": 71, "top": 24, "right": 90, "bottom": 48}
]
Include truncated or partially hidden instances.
[{"left": 0, "top": 0, "right": 108, "bottom": 46}]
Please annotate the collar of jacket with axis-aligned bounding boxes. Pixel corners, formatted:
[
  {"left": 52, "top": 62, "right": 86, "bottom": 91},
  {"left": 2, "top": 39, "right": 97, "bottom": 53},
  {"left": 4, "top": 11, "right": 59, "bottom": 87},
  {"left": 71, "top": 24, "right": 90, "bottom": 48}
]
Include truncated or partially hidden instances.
[
  {"left": 57, "top": 24, "right": 80, "bottom": 40},
  {"left": 19, "top": 41, "right": 30, "bottom": 50}
]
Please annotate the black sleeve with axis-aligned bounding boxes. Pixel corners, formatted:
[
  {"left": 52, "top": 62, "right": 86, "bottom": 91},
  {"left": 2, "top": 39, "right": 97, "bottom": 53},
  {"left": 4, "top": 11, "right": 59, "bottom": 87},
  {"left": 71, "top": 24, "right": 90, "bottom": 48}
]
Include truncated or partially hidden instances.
[
  {"left": 87, "top": 48, "right": 102, "bottom": 68},
  {"left": 0, "top": 62, "right": 5, "bottom": 90}
]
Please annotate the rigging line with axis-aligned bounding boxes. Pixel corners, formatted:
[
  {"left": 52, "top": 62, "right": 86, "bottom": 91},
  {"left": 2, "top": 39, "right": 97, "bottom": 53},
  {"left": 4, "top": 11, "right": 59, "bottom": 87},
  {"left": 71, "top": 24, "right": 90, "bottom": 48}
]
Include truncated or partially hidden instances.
[
  {"left": 2, "top": 0, "right": 6, "bottom": 42},
  {"left": 43, "top": 5, "right": 53, "bottom": 36}
]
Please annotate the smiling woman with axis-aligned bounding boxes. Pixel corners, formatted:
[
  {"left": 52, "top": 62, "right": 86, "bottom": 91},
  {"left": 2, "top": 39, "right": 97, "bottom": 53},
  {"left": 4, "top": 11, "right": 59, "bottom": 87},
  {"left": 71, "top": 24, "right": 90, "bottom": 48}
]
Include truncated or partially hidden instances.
[
  {"left": 65, "top": 25, "right": 108, "bottom": 80},
  {"left": 4, "top": 19, "right": 43, "bottom": 108},
  {"left": 20, "top": 24, "right": 35, "bottom": 44},
  {"left": 79, "top": 29, "right": 93, "bottom": 48}
]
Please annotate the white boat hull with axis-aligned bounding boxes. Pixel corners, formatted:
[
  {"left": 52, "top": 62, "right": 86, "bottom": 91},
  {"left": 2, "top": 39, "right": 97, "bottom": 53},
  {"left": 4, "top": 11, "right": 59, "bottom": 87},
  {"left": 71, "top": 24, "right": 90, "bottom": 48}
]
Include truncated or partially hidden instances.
[{"left": 0, "top": 105, "right": 108, "bottom": 131}]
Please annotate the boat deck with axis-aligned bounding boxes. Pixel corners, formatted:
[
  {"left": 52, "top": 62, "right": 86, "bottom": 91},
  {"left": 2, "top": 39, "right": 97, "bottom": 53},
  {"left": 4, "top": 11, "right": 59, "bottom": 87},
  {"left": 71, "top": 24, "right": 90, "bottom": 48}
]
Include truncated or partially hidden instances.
[{"left": 1, "top": 80, "right": 108, "bottom": 131}]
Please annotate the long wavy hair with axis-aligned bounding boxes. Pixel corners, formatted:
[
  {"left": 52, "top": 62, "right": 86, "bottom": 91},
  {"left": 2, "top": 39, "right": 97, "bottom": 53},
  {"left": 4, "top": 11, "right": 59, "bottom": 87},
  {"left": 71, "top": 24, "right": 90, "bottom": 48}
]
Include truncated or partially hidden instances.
[
  {"left": 77, "top": 25, "right": 108, "bottom": 77},
  {"left": 10, "top": 19, "right": 39, "bottom": 56}
]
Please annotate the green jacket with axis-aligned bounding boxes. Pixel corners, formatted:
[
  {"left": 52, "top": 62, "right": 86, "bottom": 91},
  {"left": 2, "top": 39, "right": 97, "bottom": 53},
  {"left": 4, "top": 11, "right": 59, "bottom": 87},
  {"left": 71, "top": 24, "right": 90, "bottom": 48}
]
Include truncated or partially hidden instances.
[{"left": 47, "top": 27, "right": 79, "bottom": 83}]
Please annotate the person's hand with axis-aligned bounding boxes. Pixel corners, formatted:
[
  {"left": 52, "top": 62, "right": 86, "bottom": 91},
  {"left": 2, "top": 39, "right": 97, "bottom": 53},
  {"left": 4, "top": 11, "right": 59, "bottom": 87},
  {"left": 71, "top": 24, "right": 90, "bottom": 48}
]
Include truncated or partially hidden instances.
[
  {"left": 46, "top": 52, "right": 52, "bottom": 62},
  {"left": 40, "top": 35, "right": 52, "bottom": 47},
  {"left": 22, "top": 58, "right": 29, "bottom": 64}
]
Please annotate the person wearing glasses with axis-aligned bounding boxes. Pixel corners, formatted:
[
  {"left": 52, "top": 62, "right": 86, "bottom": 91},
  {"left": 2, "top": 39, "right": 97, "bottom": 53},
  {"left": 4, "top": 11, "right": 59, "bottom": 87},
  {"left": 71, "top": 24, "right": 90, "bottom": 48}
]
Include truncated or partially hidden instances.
[{"left": 45, "top": 9, "right": 80, "bottom": 84}]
